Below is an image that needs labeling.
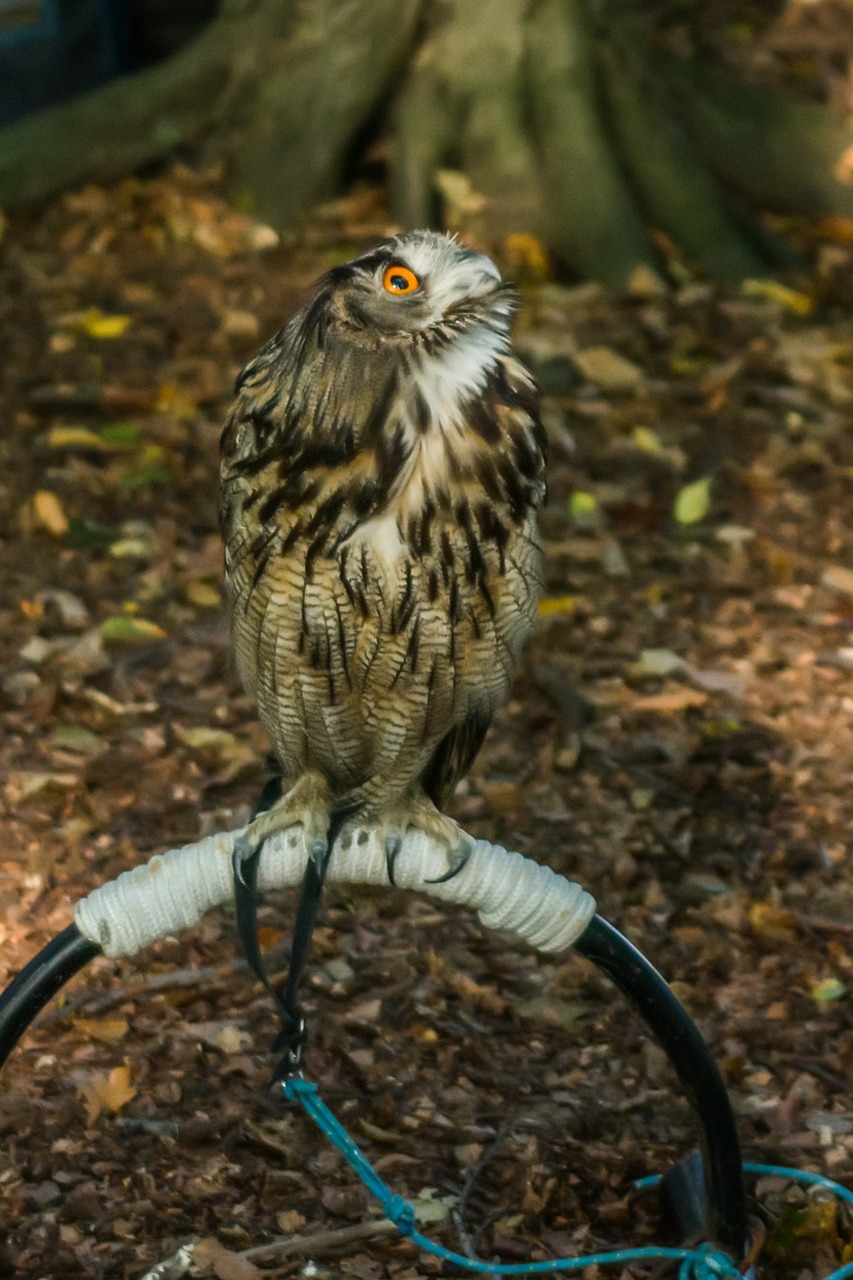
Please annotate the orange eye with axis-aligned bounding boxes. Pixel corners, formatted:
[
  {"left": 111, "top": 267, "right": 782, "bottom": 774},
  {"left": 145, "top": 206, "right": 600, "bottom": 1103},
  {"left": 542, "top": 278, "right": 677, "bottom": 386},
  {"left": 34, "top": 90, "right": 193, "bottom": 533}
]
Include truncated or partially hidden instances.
[{"left": 382, "top": 264, "right": 420, "bottom": 295}]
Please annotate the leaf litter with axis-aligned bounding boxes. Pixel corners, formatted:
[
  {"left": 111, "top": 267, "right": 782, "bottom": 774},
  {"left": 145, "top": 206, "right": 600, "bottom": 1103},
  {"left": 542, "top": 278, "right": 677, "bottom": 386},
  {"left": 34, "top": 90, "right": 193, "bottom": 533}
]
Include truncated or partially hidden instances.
[{"left": 0, "top": 160, "right": 852, "bottom": 1277}]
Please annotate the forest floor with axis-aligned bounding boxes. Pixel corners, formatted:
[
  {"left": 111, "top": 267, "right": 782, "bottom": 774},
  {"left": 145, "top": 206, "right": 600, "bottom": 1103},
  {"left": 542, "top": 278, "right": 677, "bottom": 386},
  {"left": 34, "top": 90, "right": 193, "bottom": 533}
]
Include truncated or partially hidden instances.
[{"left": 1, "top": 166, "right": 853, "bottom": 1279}]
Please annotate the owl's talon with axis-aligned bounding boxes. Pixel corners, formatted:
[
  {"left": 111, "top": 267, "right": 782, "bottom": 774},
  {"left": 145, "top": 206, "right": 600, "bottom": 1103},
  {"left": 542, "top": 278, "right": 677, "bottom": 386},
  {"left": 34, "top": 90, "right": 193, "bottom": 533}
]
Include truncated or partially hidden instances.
[
  {"left": 426, "top": 840, "right": 473, "bottom": 885},
  {"left": 232, "top": 832, "right": 259, "bottom": 885},
  {"left": 384, "top": 833, "right": 403, "bottom": 886}
]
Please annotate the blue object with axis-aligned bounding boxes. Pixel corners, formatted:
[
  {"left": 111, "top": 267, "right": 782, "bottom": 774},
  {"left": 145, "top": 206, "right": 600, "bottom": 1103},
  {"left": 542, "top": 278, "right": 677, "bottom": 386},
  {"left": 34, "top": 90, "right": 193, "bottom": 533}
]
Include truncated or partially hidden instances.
[
  {"left": 0, "top": 0, "right": 129, "bottom": 126},
  {"left": 283, "top": 1078, "right": 743, "bottom": 1279},
  {"left": 283, "top": 1078, "right": 853, "bottom": 1280}
]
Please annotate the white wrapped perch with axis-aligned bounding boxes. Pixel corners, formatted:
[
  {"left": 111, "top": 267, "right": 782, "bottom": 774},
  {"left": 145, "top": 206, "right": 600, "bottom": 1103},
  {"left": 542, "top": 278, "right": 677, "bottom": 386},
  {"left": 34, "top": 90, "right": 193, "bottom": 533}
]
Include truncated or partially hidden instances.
[{"left": 74, "top": 824, "right": 596, "bottom": 959}]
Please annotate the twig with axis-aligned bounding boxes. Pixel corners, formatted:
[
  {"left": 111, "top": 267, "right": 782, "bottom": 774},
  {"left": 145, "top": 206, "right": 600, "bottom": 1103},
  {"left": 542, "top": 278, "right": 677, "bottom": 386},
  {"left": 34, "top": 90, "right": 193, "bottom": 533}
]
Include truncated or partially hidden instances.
[
  {"left": 795, "top": 913, "right": 853, "bottom": 937},
  {"left": 451, "top": 1122, "right": 517, "bottom": 1276},
  {"left": 34, "top": 960, "right": 243, "bottom": 1024},
  {"left": 35, "top": 938, "right": 297, "bottom": 1026},
  {"left": 241, "top": 1217, "right": 401, "bottom": 1260}
]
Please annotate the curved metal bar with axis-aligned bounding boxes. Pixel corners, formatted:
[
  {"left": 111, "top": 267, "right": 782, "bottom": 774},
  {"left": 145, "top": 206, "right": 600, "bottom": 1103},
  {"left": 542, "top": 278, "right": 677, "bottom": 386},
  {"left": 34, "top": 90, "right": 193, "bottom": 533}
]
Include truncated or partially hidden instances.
[
  {"left": 0, "top": 880, "right": 747, "bottom": 1265},
  {"left": 575, "top": 916, "right": 747, "bottom": 1261},
  {"left": 0, "top": 924, "right": 101, "bottom": 1070}
]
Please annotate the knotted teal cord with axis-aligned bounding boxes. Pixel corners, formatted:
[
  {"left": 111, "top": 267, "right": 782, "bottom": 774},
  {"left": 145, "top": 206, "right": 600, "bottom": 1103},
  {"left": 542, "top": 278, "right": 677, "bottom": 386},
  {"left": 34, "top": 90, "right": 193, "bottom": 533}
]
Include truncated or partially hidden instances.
[
  {"left": 634, "top": 1166, "right": 853, "bottom": 1280},
  {"left": 284, "top": 1079, "right": 853, "bottom": 1279},
  {"left": 283, "top": 1079, "right": 742, "bottom": 1278}
]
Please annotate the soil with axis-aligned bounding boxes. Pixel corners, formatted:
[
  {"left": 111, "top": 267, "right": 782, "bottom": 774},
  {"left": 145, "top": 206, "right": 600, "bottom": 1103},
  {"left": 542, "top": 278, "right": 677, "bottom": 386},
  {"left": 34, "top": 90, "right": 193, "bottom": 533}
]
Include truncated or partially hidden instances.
[{"left": 1, "top": 167, "right": 852, "bottom": 1278}]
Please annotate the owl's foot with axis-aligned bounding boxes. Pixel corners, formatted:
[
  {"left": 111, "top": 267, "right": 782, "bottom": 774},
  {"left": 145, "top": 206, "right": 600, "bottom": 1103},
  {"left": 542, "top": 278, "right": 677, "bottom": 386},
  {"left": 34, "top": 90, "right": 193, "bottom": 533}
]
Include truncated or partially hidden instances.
[
  {"left": 234, "top": 770, "right": 333, "bottom": 877},
  {"left": 382, "top": 796, "right": 473, "bottom": 887}
]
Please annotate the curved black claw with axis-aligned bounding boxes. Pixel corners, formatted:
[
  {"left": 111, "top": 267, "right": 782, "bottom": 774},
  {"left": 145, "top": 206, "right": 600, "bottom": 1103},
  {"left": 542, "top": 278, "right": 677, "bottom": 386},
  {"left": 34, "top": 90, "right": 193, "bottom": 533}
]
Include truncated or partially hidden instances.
[
  {"left": 384, "top": 833, "right": 403, "bottom": 887},
  {"left": 232, "top": 831, "right": 259, "bottom": 888},
  {"left": 425, "top": 841, "right": 473, "bottom": 885}
]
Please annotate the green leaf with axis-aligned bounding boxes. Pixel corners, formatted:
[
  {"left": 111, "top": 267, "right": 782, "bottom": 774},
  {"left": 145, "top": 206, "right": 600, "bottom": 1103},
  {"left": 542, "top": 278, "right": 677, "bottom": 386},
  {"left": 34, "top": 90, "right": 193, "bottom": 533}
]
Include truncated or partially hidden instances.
[
  {"left": 569, "top": 490, "right": 598, "bottom": 521},
  {"left": 66, "top": 518, "right": 118, "bottom": 549},
  {"left": 51, "top": 725, "right": 106, "bottom": 755},
  {"left": 810, "top": 977, "right": 846, "bottom": 1003},
  {"left": 631, "top": 425, "right": 663, "bottom": 454},
  {"left": 674, "top": 476, "right": 711, "bottom": 526},
  {"left": 100, "top": 616, "right": 167, "bottom": 644},
  {"left": 120, "top": 464, "right": 175, "bottom": 491},
  {"left": 99, "top": 423, "right": 141, "bottom": 445}
]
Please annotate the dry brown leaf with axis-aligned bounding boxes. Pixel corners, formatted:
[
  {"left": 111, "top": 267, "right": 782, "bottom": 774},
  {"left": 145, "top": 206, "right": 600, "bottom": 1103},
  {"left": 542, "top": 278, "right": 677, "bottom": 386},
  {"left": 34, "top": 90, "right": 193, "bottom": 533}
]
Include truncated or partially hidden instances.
[
  {"left": 748, "top": 901, "right": 798, "bottom": 942},
  {"left": 81, "top": 1063, "right": 137, "bottom": 1124},
  {"left": 185, "top": 580, "right": 222, "bottom": 607},
  {"left": 75, "top": 1017, "right": 130, "bottom": 1044},
  {"left": 573, "top": 345, "right": 644, "bottom": 392},
  {"left": 33, "top": 490, "right": 69, "bottom": 536},
  {"left": 822, "top": 564, "right": 853, "bottom": 598},
  {"left": 631, "top": 688, "right": 708, "bottom": 713},
  {"left": 193, "top": 1237, "right": 262, "bottom": 1280}
]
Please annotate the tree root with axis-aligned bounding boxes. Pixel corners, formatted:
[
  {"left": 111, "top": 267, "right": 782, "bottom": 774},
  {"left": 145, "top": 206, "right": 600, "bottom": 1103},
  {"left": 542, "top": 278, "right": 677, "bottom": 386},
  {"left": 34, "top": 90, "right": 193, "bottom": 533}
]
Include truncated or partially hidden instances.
[{"left": 0, "top": 0, "right": 851, "bottom": 282}]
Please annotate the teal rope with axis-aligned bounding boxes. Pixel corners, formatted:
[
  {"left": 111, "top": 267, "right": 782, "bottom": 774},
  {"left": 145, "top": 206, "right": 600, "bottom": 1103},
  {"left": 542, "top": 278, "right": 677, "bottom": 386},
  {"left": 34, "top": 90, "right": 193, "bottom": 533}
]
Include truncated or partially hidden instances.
[
  {"left": 634, "top": 1165, "right": 853, "bottom": 1280},
  {"left": 283, "top": 1079, "right": 741, "bottom": 1278},
  {"left": 284, "top": 1079, "right": 853, "bottom": 1280}
]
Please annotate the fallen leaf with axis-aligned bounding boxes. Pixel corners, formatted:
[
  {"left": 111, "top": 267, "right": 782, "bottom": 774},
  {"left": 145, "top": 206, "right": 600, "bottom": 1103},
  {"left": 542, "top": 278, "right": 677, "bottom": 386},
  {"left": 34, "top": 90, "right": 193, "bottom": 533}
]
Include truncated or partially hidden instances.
[
  {"left": 66, "top": 517, "right": 118, "bottom": 548},
  {"left": 100, "top": 616, "right": 167, "bottom": 643},
  {"left": 81, "top": 1063, "right": 136, "bottom": 1124},
  {"left": 766, "top": 1199, "right": 840, "bottom": 1263},
  {"left": 742, "top": 279, "right": 814, "bottom": 315},
  {"left": 109, "top": 537, "right": 151, "bottom": 559},
  {"left": 174, "top": 726, "right": 241, "bottom": 754},
  {"left": 7, "top": 771, "right": 79, "bottom": 802},
  {"left": 156, "top": 383, "right": 199, "bottom": 421},
  {"left": 516, "top": 996, "right": 588, "bottom": 1026},
  {"left": 434, "top": 169, "right": 486, "bottom": 224},
  {"left": 601, "top": 538, "right": 629, "bottom": 577},
  {"left": 674, "top": 476, "right": 711, "bottom": 526},
  {"left": 503, "top": 232, "right": 550, "bottom": 280},
  {"left": 748, "top": 901, "right": 798, "bottom": 942},
  {"left": 50, "top": 725, "right": 106, "bottom": 756},
  {"left": 822, "top": 564, "right": 853, "bottom": 598},
  {"left": 631, "top": 688, "right": 708, "bottom": 712},
  {"left": 33, "top": 490, "right": 69, "bottom": 536},
  {"left": 193, "top": 1237, "right": 262, "bottom": 1280},
  {"left": 411, "top": 1188, "right": 456, "bottom": 1224},
  {"left": 538, "top": 595, "right": 576, "bottom": 618},
  {"left": 75, "top": 1017, "right": 129, "bottom": 1044},
  {"left": 626, "top": 263, "right": 667, "bottom": 297},
  {"left": 99, "top": 422, "right": 141, "bottom": 444},
  {"left": 818, "top": 215, "right": 853, "bottom": 243},
  {"left": 34, "top": 588, "right": 90, "bottom": 627},
  {"left": 568, "top": 490, "right": 600, "bottom": 525},
  {"left": 219, "top": 309, "right": 260, "bottom": 340},
  {"left": 573, "top": 345, "right": 644, "bottom": 392},
  {"left": 810, "top": 977, "right": 846, "bottom": 1003},
  {"left": 78, "top": 308, "right": 133, "bottom": 338},
  {"left": 275, "top": 1209, "right": 306, "bottom": 1233},
  {"left": 629, "top": 648, "right": 684, "bottom": 679},
  {"left": 185, "top": 1022, "right": 252, "bottom": 1054},
  {"left": 631, "top": 425, "right": 664, "bottom": 453},
  {"left": 185, "top": 580, "right": 222, "bottom": 607},
  {"left": 48, "top": 426, "right": 116, "bottom": 451}
]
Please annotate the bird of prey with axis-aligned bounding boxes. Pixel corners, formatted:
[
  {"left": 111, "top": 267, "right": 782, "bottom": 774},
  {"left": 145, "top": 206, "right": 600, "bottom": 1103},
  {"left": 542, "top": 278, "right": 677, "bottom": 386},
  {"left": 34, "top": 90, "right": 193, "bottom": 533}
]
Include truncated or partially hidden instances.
[{"left": 220, "top": 230, "right": 546, "bottom": 881}]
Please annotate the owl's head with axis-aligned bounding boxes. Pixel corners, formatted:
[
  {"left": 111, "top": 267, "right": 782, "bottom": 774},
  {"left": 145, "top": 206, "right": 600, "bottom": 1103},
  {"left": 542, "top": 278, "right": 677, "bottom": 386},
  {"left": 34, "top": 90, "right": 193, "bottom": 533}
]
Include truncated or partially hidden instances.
[{"left": 320, "top": 230, "right": 514, "bottom": 340}]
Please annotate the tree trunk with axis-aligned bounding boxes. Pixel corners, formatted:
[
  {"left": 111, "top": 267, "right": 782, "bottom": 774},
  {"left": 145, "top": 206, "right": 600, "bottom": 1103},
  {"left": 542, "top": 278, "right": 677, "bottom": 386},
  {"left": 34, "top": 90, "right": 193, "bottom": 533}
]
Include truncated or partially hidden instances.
[
  {"left": 0, "top": 0, "right": 851, "bottom": 283},
  {"left": 0, "top": 0, "right": 423, "bottom": 225}
]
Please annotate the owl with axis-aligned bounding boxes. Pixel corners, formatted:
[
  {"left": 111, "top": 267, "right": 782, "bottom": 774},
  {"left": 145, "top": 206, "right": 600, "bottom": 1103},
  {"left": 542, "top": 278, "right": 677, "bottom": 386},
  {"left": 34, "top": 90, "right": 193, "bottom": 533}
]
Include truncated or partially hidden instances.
[{"left": 220, "top": 230, "right": 546, "bottom": 881}]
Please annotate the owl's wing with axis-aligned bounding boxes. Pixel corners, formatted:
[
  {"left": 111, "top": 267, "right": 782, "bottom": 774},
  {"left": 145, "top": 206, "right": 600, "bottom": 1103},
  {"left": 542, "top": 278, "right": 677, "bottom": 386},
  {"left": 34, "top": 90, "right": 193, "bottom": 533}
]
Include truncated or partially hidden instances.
[{"left": 420, "top": 709, "right": 493, "bottom": 811}]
